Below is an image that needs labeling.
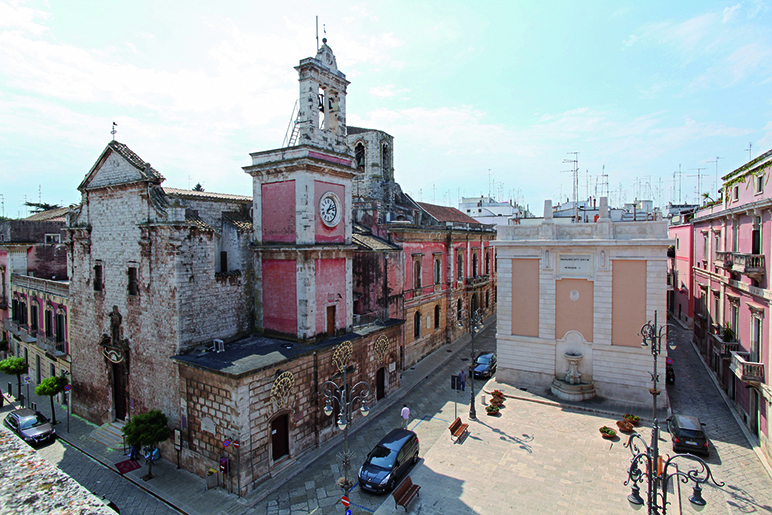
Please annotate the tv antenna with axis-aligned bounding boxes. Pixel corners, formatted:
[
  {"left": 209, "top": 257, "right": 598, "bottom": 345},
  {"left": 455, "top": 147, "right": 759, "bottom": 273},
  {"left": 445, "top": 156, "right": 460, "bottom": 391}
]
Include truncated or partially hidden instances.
[
  {"left": 706, "top": 157, "right": 723, "bottom": 199},
  {"left": 745, "top": 142, "right": 753, "bottom": 161},
  {"left": 688, "top": 167, "right": 708, "bottom": 204},
  {"left": 561, "top": 152, "right": 579, "bottom": 220}
]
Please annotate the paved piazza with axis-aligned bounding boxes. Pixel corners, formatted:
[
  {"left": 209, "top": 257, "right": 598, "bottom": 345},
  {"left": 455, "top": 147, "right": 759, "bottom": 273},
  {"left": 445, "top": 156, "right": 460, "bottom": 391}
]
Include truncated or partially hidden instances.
[{"left": 255, "top": 321, "right": 772, "bottom": 515}]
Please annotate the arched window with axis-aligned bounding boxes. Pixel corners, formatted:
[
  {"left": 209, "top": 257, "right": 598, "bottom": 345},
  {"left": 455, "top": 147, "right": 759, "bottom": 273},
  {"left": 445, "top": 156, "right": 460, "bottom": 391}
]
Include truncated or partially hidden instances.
[
  {"left": 457, "top": 254, "right": 463, "bottom": 280},
  {"left": 434, "top": 305, "right": 441, "bottom": 329},
  {"left": 414, "top": 311, "right": 421, "bottom": 339},
  {"left": 355, "top": 142, "right": 365, "bottom": 169}
]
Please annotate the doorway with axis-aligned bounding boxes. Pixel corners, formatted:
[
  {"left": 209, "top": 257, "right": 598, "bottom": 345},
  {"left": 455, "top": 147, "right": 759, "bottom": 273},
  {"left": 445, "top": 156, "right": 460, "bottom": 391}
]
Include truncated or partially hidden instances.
[
  {"left": 376, "top": 367, "right": 386, "bottom": 400},
  {"left": 112, "top": 362, "right": 128, "bottom": 421},
  {"left": 327, "top": 306, "right": 336, "bottom": 338},
  {"left": 271, "top": 414, "right": 290, "bottom": 462}
]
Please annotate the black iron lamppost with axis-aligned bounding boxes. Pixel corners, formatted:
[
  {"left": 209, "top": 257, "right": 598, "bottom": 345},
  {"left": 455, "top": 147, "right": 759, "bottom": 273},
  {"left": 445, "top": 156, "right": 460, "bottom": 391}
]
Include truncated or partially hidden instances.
[
  {"left": 321, "top": 341, "right": 371, "bottom": 490},
  {"left": 624, "top": 310, "right": 723, "bottom": 513},
  {"left": 458, "top": 306, "right": 484, "bottom": 420}
]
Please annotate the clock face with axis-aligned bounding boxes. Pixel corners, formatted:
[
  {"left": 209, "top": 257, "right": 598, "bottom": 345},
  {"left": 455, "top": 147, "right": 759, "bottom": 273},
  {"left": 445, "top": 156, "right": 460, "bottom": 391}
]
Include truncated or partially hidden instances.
[{"left": 319, "top": 192, "right": 342, "bottom": 227}]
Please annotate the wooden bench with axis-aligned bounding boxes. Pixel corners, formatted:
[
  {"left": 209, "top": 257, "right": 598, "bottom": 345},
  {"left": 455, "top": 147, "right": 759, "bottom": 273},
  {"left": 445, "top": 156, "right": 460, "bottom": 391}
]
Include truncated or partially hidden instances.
[
  {"left": 392, "top": 475, "right": 421, "bottom": 511},
  {"left": 448, "top": 417, "right": 468, "bottom": 442}
]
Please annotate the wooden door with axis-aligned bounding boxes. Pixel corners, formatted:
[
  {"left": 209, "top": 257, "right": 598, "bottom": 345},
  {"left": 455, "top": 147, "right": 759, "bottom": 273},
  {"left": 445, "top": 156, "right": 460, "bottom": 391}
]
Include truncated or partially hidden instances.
[
  {"left": 112, "top": 362, "right": 128, "bottom": 421},
  {"left": 376, "top": 367, "right": 385, "bottom": 400},
  {"left": 271, "top": 414, "right": 289, "bottom": 461},
  {"left": 327, "top": 306, "right": 336, "bottom": 337}
]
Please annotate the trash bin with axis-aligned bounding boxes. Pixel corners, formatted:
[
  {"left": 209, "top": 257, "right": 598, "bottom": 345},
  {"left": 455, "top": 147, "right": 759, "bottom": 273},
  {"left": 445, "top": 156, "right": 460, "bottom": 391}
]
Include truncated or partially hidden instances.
[{"left": 206, "top": 468, "right": 219, "bottom": 490}]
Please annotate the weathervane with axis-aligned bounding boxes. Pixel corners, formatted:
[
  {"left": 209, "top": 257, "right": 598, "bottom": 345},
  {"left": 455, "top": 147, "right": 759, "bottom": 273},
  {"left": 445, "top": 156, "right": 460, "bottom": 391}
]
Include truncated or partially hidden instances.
[{"left": 111, "top": 121, "right": 118, "bottom": 141}]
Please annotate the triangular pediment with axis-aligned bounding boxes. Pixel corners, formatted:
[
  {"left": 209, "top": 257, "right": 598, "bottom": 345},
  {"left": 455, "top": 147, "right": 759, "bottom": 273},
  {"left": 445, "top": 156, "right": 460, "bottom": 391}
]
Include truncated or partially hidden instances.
[{"left": 78, "top": 140, "right": 164, "bottom": 192}]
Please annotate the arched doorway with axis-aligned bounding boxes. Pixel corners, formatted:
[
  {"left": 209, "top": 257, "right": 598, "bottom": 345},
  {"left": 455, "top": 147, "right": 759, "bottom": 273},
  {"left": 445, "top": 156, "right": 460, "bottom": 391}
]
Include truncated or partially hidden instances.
[
  {"left": 376, "top": 367, "right": 386, "bottom": 400},
  {"left": 271, "top": 413, "right": 290, "bottom": 462}
]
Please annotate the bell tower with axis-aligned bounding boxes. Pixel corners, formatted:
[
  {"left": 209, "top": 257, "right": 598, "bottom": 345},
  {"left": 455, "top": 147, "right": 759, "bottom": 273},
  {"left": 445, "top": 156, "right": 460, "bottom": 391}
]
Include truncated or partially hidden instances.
[
  {"left": 295, "top": 38, "right": 350, "bottom": 154},
  {"left": 244, "top": 40, "right": 356, "bottom": 342}
]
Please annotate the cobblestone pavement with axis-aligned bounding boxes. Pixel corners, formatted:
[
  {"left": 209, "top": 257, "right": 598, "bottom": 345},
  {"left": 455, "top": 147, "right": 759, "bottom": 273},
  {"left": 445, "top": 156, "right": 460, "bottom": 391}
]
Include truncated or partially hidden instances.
[{"left": 666, "top": 323, "right": 772, "bottom": 514}]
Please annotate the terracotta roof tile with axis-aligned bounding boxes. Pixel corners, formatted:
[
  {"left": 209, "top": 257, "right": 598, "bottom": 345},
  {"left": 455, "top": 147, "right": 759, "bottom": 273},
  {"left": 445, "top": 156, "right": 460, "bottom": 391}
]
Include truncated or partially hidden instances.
[
  {"left": 417, "top": 202, "right": 481, "bottom": 224},
  {"left": 163, "top": 187, "right": 252, "bottom": 203}
]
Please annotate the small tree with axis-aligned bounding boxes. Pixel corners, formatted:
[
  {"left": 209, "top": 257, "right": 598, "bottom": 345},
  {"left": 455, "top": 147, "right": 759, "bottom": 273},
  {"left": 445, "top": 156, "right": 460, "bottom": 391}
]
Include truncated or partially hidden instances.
[
  {"left": 0, "top": 357, "right": 29, "bottom": 402},
  {"left": 35, "top": 375, "right": 69, "bottom": 424},
  {"left": 122, "top": 410, "right": 172, "bottom": 480},
  {"left": 193, "top": 182, "right": 204, "bottom": 192}
]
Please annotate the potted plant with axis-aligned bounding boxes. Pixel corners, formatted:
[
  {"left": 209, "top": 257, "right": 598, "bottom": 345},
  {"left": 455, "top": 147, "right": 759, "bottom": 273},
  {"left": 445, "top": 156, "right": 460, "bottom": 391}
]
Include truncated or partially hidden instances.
[
  {"left": 616, "top": 420, "right": 634, "bottom": 432},
  {"left": 599, "top": 426, "right": 617, "bottom": 439},
  {"left": 486, "top": 405, "right": 500, "bottom": 416},
  {"left": 722, "top": 323, "right": 735, "bottom": 342},
  {"left": 490, "top": 395, "right": 504, "bottom": 406},
  {"left": 490, "top": 389, "right": 504, "bottom": 398},
  {"left": 623, "top": 414, "right": 640, "bottom": 426}
]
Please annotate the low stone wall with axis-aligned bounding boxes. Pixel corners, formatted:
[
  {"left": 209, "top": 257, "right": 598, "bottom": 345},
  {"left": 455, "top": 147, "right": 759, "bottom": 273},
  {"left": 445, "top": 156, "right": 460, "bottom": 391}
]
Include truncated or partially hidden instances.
[{"left": 0, "top": 426, "right": 114, "bottom": 515}]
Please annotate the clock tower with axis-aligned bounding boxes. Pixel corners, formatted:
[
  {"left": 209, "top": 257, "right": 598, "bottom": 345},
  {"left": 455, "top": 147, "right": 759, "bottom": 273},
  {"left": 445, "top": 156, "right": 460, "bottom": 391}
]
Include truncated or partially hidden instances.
[{"left": 244, "top": 40, "right": 356, "bottom": 342}]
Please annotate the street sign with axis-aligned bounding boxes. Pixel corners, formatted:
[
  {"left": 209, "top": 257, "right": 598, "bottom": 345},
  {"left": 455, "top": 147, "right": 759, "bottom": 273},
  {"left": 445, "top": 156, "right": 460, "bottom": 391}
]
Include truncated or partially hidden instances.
[
  {"left": 341, "top": 495, "right": 350, "bottom": 507},
  {"left": 346, "top": 510, "right": 352, "bottom": 515},
  {"left": 64, "top": 384, "right": 72, "bottom": 392},
  {"left": 24, "top": 376, "right": 31, "bottom": 384},
  {"left": 223, "top": 439, "right": 231, "bottom": 448},
  {"left": 451, "top": 374, "right": 461, "bottom": 390},
  {"left": 233, "top": 441, "right": 240, "bottom": 449}
]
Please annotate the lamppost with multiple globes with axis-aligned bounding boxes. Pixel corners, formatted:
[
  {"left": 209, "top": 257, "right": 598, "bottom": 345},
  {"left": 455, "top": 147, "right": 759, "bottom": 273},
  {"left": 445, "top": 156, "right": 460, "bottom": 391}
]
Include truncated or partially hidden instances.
[
  {"left": 321, "top": 341, "right": 372, "bottom": 490},
  {"left": 624, "top": 310, "right": 723, "bottom": 513},
  {"left": 458, "top": 306, "right": 484, "bottom": 420}
]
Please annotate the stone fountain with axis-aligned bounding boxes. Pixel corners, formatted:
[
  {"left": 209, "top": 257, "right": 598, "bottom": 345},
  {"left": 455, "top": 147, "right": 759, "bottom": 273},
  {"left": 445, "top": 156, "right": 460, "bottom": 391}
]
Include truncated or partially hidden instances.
[{"left": 550, "top": 351, "right": 596, "bottom": 401}]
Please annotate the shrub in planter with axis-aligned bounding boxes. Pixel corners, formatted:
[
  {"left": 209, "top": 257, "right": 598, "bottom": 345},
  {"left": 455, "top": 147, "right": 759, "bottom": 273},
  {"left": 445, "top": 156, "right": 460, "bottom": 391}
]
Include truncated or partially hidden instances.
[
  {"left": 623, "top": 414, "right": 640, "bottom": 425},
  {"left": 490, "top": 389, "right": 504, "bottom": 397},
  {"left": 486, "top": 405, "right": 500, "bottom": 415},
  {"left": 599, "top": 426, "right": 617, "bottom": 438}
]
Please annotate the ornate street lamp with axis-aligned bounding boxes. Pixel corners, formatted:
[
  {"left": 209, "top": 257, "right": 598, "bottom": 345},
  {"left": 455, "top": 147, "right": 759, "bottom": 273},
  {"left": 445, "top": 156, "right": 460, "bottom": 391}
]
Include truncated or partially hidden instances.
[
  {"left": 321, "top": 341, "right": 371, "bottom": 490},
  {"left": 624, "top": 310, "right": 723, "bottom": 513},
  {"left": 458, "top": 306, "right": 484, "bottom": 420}
]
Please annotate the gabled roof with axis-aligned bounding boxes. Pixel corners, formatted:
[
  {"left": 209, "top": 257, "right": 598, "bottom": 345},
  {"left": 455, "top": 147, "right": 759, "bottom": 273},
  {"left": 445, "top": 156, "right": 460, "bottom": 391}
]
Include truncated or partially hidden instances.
[
  {"left": 353, "top": 223, "right": 400, "bottom": 251},
  {"left": 164, "top": 187, "right": 251, "bottom": 203},
  {"left": 222, "top": 212, "right": 254, "bottom": 232},
  {"left": 79, "top": 140, "right": 164, "bottom": 191},
  {"left": 417, "top": 202, "right": 481, "bottom": 225}
]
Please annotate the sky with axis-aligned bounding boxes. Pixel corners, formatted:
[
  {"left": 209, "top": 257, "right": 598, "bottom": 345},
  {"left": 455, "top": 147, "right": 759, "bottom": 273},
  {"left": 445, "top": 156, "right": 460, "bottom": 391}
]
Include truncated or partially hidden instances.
[{"left": 1, "top": 0, "right": 771, "bottom": 218}]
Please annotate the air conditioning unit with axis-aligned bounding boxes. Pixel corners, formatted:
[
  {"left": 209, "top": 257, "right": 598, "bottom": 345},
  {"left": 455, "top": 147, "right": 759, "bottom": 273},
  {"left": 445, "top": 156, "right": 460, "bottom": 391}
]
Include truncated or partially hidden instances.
[{"left": 213, "top": 339, "right": 225, "bottom": 353}]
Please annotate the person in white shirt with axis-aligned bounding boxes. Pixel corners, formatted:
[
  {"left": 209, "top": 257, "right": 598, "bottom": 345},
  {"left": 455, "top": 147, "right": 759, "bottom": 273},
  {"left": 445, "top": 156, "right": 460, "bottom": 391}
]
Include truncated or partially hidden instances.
[{"left": 400, "top": 404, "right": 410, "bottom": 429}]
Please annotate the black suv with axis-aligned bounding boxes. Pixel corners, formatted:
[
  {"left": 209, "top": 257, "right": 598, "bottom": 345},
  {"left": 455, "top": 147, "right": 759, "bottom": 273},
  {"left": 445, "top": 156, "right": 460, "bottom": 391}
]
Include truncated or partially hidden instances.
[
  {"left": 666, "top": 414, "right": 709, "bottom": 456},
  {"left": 473, "top": 352, "right": 497, "bottom": 378},
  {"left": 358, "top": 428, "right": 420, "bottom": 493}
]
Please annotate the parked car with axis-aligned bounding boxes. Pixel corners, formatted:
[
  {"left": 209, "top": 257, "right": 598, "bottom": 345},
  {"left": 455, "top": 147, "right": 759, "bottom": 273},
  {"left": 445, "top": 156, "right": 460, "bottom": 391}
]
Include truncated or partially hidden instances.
[
  {"left": 358, "top": 428, "right": 420, "bottom": 493},
  {"left": 666, "top": 414, "right": 709, "bottom": 456},
  {"left": 3, "top": 408, "right": 56, "bottom": 446},
  {"left": 473, "top": 352, "right": 497, "bottom": 378}
]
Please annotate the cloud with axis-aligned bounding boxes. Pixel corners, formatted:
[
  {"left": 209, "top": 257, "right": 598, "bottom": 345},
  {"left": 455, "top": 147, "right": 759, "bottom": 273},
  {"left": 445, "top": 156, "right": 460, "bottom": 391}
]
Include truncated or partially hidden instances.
[
  {"left": 0, "top": 0, "right": 49, "bottom": 35},
  {"left": 369, "top": 84, "right": 410, "bottom": 98},
  {"left": 723, "top": 3, "right": 742, "bottom": 23}
]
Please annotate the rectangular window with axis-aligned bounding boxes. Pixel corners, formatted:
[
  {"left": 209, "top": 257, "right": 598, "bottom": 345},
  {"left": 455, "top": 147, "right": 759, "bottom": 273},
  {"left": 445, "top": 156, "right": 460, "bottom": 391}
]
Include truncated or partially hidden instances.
[
  {"left": 55, "top": 312, "right": 65, "bottom": 343},
  {"left": 734, "top": 186, "right": 740, "bottom": 201},
  {"left": 45, "top": 234, "right": 61, "bottom": 244},
  {"left": 45, "top": 310, "right": 53, "bottom": 338},
  {"left": 434, "top": 257, "right": 441, "bottom": 285},
  {"left": 751, "top": 316, "right": 762, "bottom": 362},
  {"left": 220, "top": 251, "right": 228, "bottom": 273},
  {"left": 413, "top": 260, "right": 421, "bottom": 290},
  {"left": 732, "top": 219, "right": 739, "bottom": 252},
  {"left": 128, "top": 267, "right": 138, "bottom": 296},
  {"left": 30, "top": 304, "right": 38, "bottom": 333},
  {"left": 756, "top": 175, "right": 764, "bottom": 194},
  {"left": 94, "top": 262, "right": 103, "bottom": 292}
]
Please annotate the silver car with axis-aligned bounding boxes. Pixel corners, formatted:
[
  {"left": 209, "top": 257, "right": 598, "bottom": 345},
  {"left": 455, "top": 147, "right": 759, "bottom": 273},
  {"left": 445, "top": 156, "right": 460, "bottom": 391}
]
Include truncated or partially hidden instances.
[{"left": 4, "top": 408, "right": 56, "bottom": 446}]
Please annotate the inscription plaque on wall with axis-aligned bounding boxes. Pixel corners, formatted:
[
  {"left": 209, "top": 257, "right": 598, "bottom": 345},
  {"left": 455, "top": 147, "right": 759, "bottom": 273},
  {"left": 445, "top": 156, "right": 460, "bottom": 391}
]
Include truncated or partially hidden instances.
[{"left": 558, "top": 254, "right": 593, "bottom": 277}]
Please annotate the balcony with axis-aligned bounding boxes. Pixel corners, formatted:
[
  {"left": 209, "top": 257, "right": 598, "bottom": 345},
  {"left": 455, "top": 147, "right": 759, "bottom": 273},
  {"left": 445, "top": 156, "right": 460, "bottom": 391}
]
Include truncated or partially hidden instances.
[
  {"left": 54, "top": 340, "right": 67, "bottom": 357},
  {"left": 465, "top": 275, "right": 490, "bottom": 288},
  {"left": 731, "top": 253, "right": 765, "bottom": 280},
  {"left": 730, "top": 351, "right": 765, "bottom": 384},
  {"left": 715, "top": 251, "right": 733, "bottom": 269},
  {"left": 710, "top": 333, "right": 739, "bottom": 359}
]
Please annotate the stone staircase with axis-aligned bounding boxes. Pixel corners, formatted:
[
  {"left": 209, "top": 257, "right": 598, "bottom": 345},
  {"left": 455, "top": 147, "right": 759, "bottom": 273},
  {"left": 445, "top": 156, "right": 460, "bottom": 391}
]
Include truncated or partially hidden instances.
[{"left": 90, "top": 420, "right": 126, "bottom": 451}]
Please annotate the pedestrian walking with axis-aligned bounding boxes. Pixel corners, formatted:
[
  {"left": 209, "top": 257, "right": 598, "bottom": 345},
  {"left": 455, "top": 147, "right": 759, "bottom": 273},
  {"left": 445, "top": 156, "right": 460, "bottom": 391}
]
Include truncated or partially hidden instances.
[
  {"left": 459, "top": 369, "right": 466, "bottom": 391},
  {"left": 400, "top": 404, "right": 410, "bottom": 429}
]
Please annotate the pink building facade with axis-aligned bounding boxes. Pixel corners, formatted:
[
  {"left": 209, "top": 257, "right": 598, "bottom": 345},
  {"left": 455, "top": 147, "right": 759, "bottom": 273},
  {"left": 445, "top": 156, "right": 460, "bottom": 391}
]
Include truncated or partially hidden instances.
[
  {"left": 687, "top": 148, "right": 772, "bottom": 463},
  {"left": 668, "top": 222, "right": 694, "bottom": 327}
]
